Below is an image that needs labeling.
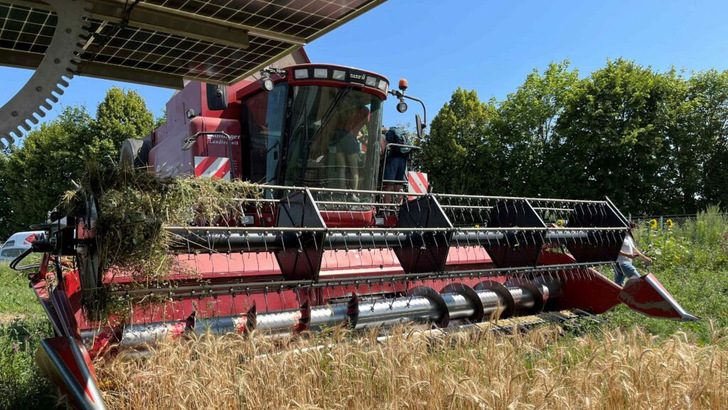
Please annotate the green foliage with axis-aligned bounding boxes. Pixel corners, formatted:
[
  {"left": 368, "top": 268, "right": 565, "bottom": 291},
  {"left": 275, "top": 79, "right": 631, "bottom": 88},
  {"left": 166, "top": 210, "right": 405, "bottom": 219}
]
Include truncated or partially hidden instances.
[
  {"left": 556, "top": 59, "right": 674, "bottom": 213},
  {"left": 605, "top": 208, "right": 728, "bottom": 344},
  {"left": 93, "top": 87, "right": 155, "bottom": 156},
  {"left": 0, "top": 264, "right": 57, "bottom": 409},
  {"left": 493, "top": 61, "right": 579, "bottom": 196},
  {"left": 0, "top": 317, "right": 58, "bottom": 410},
  {"left": 690, "top": 70, "right": 728, "bottom": 210},
  {"left": 417, "top": 88, "right": 501, "bottom": 194},
  {"left": 0, "top": 88, "right": 158, "bottom": 239},
  {"left": 0, "top": 156, "right": 12, "bottom": 237},
  {"left": 1, "top": 106, "right": 95, "bottom": 237},
  {"left": 417, "top": 60, "right": 728, "bottom": 216}
]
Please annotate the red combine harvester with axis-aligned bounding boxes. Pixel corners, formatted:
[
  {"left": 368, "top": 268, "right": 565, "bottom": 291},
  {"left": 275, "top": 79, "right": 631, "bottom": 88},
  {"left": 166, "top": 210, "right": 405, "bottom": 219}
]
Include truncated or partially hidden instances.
[{"left": 15, "top": 62, "right": 696, "bottom": 410}]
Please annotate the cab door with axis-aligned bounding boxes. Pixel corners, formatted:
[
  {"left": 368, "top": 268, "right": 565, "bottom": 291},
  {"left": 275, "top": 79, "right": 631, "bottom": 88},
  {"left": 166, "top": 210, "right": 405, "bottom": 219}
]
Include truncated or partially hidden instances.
[{"left": 240, "top": 84, "right": 289, "bottom": 185}]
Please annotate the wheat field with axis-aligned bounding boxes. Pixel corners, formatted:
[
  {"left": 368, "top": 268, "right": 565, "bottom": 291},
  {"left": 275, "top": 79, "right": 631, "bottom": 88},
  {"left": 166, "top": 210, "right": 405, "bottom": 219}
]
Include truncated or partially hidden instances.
[{"left": 96, "top": 324, "right": 728, "bottom": 410}]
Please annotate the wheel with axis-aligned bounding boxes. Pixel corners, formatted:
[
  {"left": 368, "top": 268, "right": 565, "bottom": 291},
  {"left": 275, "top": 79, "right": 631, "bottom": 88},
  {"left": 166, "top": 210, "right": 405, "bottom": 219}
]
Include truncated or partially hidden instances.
[{"left": 119, "top": 139, "right": 152, "bottom": 167}]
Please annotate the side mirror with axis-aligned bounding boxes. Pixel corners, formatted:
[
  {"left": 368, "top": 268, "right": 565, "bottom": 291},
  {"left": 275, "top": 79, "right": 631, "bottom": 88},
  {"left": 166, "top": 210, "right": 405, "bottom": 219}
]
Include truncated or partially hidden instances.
[
  {"left": 206, "top": 83, "right": 228, "bottom": 111},
  {"left": 415, "top": 114, "right": 425, "bottom": 140}
]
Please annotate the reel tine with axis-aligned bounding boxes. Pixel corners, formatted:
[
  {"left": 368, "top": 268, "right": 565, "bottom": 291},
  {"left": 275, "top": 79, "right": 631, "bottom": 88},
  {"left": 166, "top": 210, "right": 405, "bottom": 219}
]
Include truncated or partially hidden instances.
[
  {"left": 263, "top": 286, "right": 269, "bottom": 313},
  {"left": 212, "top": 293, "right": 221, "bottom": 325},
  {"left": 367, "top": 280, "right": 378, "bottom": 313},
  {"left": 324, "top": 282, "right": 333, "bottom": 307},
  {"left": 348, "top": 191, "right": 355, "bottom": 223},
  {"left": 244, "top": 303, "right": 257, "bottom": 335}
]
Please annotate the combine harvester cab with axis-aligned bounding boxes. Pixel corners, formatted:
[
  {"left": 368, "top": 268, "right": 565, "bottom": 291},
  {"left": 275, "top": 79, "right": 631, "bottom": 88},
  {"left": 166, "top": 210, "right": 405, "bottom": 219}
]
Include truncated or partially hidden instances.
[{"left": 16, "top": 64, "right": 695, "bottom": 409}]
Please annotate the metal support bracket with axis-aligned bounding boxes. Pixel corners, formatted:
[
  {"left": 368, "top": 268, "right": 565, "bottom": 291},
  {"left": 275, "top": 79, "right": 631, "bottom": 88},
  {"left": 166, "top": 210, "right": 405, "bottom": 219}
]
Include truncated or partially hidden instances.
[
  {"left": 485, "top": 200, "right": 545, "bottom": 267},
  {"left": 394, "top": 195, "right": 452, "bottom": 274},
  {"left": 567, "top": 200, "right": 628, "bottom": 263},
  {"left": 274, "top": 189, "right": 327, "bottom": 281}
]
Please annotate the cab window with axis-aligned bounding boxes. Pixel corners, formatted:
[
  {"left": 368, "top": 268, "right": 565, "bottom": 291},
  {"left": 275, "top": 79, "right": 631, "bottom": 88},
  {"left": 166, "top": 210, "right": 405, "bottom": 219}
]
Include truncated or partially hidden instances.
[
  {"left": 240, "top": 84, "right": 288, "bottom": 184},
  {"left": 284, "top": 85, "right": 383, "bottom": 192}
]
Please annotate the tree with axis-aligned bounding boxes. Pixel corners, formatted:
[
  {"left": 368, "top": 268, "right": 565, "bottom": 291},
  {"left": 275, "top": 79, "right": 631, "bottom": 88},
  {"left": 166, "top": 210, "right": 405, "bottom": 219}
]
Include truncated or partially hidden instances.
[
  {"left": 555, "top": 59, "right": 674, "bottom": 214},
  {"left": 417, "top": 89, "right": 502, "bottom": 194},
  {"left": 685, "top": 70, "right": 728, "bottom": 210},
  {"left": 1, "top": 106, "right": 94, "bottom": 235},
  {"left": 0, "top": 88, "right": 157, "bottom": 237},
  {"left": 493, "top": 61, "right": 579, "bottom": 197},
  {"left": 0, "top": 155, "right": 13, "bottom": 237},
  {"left": 91, "top": 86, "right": 155, "bottom": 162}
]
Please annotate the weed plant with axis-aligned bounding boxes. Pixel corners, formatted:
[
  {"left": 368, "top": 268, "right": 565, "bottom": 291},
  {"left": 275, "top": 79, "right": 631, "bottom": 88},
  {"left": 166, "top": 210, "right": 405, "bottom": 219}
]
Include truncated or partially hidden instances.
[
  {"left": 604, "top": 207, "right": 728, "bottom": 343},
  {"left": 63, "top": 164, "right": 262, "bottom": 283},
  {"left": 62, "top": 164, "right": 261, "bottom": 317},
  {"left": 0, "top": 317, "right": 56, "bottom": 410}
]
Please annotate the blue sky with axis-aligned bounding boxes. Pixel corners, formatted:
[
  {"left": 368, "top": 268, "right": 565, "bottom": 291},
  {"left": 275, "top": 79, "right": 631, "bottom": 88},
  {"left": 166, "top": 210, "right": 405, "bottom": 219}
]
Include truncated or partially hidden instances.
[{"left": 2, "top": 0, "right": 727, "bottom": 134}]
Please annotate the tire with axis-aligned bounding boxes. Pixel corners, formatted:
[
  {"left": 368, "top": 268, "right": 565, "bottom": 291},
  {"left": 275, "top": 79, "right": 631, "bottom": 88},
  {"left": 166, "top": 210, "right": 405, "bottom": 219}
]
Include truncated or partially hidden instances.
[{"left": 120, "top": 139, "right": 152, "bottom": 167}]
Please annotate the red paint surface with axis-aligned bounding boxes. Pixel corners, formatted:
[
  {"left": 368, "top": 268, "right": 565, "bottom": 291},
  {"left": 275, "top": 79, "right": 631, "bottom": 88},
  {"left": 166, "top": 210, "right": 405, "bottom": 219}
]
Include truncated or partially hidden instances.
[
  {"left": 39, "top": 337, "right": 97, "bottom": 405},
  {"left": 618, "top": 274, "right": 684, "bottom": 319},
  {"left": 538, "top": 251, "right": 621, "bottom": 314}
]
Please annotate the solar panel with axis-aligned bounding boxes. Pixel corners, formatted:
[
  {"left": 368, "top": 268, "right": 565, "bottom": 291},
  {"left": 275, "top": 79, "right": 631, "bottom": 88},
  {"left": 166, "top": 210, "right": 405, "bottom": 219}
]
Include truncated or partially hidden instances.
[
  {"left": 0, "top": 0, "right": 386, "bottom": 87},
  {"left": 146, "top": 0, "right": 366, "bottom": 39}
]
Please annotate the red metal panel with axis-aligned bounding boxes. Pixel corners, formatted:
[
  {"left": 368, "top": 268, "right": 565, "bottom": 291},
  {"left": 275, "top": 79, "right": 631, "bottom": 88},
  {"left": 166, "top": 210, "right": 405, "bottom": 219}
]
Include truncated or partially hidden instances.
[
  {"left": 618, "top": 274, "right": 698, "bottom": 321},
  {"left": 320, "top": 210, "right": 375, "bottom": 227},
  {"left": 148, "top": 133, "right": 195, "bottom": 177},
  {"left": 159, "top": 83, "right": 204, "bottom": 145},
  {"left": 36, "top": 337, "right": 104, "bottom": 409},
  {"left": 189, "top": 117, "right": 242, "bottom": 179},
  {"left": 539, "top": 251, "right": 622, "bottom": 314}
]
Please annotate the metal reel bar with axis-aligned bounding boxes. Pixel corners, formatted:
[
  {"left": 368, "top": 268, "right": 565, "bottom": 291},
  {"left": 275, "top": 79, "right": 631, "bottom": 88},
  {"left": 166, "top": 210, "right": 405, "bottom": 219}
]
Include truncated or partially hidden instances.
[
  {"left": 70, "top": 185, "right": 629, "bottom": 285},
  {"left": 167, "top": 226, "right": 624, "bottom": 251},
  {"left": 105, "top": 261, "right": 609, "bottom": 301},
  {"left": 102, "top": 187, "right": 629, "bottom": 283}
]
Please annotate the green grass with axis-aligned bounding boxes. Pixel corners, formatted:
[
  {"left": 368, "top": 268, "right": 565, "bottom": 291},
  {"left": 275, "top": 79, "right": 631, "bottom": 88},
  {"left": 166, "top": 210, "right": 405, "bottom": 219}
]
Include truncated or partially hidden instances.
[
  {"left": 602, "top": 207, "right": 728, "bottom": 344},
  {"left": 0, "top": 264, "right": 57, "bottom": 409},
  {"left": 0, "top": 263, "right": 44, "bottom": 321}
]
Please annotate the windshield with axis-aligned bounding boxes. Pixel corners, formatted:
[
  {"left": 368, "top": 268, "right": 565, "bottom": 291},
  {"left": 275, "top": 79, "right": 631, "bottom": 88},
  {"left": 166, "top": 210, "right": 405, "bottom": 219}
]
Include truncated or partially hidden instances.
[{"left": 284, "top": 86, "right": 384, "bottom": 193}]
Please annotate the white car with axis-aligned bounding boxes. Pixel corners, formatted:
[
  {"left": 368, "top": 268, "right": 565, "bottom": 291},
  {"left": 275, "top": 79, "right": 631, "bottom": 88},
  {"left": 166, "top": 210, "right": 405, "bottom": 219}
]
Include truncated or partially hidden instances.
[{"left": 0, "top": 231, "right": 45, "bottom": 262}]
